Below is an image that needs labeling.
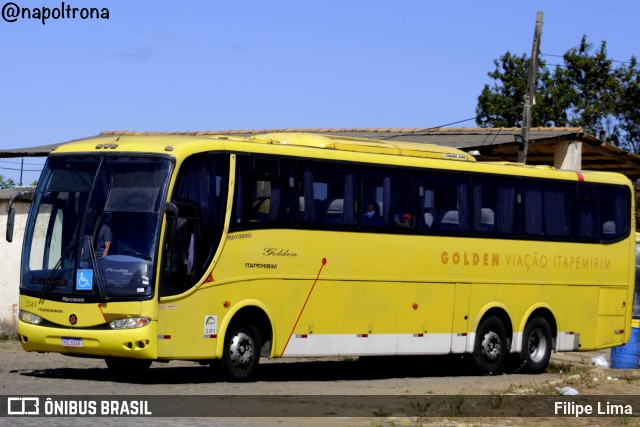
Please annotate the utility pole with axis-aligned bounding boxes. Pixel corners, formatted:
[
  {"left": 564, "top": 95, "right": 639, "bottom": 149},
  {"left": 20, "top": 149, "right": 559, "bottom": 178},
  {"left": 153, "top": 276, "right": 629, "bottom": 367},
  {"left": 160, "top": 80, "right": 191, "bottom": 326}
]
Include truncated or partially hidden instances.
[{"left": 518, "top": 11, "right": 543, "bottom": 164}]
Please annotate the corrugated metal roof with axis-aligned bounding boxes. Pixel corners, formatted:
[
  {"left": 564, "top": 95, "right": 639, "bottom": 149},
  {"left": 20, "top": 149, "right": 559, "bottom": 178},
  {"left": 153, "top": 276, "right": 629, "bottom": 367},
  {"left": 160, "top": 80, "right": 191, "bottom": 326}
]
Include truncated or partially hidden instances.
[
  {"left": 1, "top": 127, "right": 586, "bottom": 156},
  {"left": 0, "top": 143, "right": 63, "bottom": 157},
  {"left": 0, "top": 135, "right": 103, "bottom": 157},
  {"left": 99, "top": 127, "right": 588, "bottom": 147},
  {"left": 1, "top": 127, "right": 638, "bottom": 178}
]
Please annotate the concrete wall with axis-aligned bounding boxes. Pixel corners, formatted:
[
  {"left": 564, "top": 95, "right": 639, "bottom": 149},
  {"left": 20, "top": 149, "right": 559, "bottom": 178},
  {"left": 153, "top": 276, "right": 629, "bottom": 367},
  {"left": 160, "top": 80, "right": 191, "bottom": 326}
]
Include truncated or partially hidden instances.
[
  {"left": 554, "top": 140, "right": 583, "bottom": 171},
  {"left": 0, "top": 201, "right": 29, "bottom": 336}
]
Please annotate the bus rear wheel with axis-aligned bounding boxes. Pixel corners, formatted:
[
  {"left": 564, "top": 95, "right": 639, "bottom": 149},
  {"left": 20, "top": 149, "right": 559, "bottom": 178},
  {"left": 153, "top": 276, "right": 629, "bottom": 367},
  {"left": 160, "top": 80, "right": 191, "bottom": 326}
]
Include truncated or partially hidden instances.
[
  {"left": 520, "top": 317, "right": 552, "bottom": 374},
  {"left": 472, "top": 316, "right": 508, "bottom": 374},
  {"left": 221, "top": 323, "right": 260, "bottom": 381}
]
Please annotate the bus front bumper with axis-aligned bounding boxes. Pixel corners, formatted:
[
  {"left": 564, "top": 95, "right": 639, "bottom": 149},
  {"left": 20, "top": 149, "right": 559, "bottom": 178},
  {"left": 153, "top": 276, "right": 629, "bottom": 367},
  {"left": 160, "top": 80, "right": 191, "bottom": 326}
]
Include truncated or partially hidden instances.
[{"left": 18, "top": 321, "right": 158, "bottom": 360}]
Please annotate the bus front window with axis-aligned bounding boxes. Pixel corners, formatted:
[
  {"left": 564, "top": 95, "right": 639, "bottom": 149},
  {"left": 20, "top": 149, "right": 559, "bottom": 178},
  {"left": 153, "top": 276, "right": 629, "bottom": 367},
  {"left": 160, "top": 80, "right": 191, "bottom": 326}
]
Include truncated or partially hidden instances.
[{"left": 21, "top": 156, "right": 172, "bottom": 301}]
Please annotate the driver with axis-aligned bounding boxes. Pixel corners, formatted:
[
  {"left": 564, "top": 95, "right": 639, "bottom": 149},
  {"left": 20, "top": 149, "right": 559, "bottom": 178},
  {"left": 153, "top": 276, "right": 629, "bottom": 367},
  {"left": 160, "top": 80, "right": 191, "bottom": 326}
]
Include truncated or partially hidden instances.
[
  {"left": 96, "top": 212, "right": 113, "bottom": 257},
  {"left": 80, "top": 210, "right": 113, "bottom": 267}
]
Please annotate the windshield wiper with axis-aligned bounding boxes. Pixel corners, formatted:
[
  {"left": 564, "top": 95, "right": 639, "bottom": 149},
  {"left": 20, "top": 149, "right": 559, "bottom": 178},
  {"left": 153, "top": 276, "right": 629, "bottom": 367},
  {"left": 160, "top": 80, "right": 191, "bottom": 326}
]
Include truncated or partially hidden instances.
[
  {"left": 39, "top": 219, "right": 85, "bottom": 301},
  {"left": 38, "top": 239, "right": 75, "bottom": 301},
  {"left": 88, "top": 238, "right": 108, "bottom": 302}
]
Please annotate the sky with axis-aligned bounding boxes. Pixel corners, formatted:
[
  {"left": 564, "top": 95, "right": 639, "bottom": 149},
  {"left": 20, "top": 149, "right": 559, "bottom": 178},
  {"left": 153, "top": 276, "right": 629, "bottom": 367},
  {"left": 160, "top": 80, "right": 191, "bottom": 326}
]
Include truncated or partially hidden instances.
[{"left": 0, "top": 0, "right": 638, "bottom": 185}]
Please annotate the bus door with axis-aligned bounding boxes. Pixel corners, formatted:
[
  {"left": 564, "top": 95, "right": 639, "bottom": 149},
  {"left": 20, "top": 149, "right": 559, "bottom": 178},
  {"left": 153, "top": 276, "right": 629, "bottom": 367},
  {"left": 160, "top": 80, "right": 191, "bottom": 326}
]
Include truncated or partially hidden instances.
[{"left": 157, "top": 154, "right": 229, "bottom": 358}]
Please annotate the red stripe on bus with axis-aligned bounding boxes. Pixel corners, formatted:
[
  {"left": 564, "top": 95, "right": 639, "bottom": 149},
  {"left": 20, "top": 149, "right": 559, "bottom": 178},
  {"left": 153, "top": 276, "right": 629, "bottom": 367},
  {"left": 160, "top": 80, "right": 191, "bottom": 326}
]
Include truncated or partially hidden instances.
[{"left": 282, "top": 258, "right": 327, "bottom": 354}]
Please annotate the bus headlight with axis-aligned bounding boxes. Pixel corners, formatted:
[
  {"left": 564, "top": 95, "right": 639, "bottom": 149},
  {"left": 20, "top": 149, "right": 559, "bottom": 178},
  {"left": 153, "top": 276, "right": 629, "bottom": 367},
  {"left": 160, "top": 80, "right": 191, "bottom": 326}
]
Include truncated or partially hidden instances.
[
  {"left": 19, "top": 310, "right": 43, "bottom": 325},
  {"left": 109, "top": 317, "right": 151, "bottom": 330}
]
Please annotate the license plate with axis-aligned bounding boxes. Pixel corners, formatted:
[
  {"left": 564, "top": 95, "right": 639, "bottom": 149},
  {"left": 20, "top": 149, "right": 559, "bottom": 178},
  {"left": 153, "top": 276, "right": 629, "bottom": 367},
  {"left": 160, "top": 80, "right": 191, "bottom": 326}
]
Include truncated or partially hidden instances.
[{"left": 61, "top": 338, "right": 83, "bottom": 347}]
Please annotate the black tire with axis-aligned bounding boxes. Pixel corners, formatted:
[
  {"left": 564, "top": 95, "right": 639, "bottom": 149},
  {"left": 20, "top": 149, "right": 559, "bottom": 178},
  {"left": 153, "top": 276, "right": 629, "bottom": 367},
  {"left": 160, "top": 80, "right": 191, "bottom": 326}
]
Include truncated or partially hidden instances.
[
  {"left": 472, "top": 316, "right": 508, "bottom": 374},
  {"left": 520, "top": 317, "right": 552, "bottom": 374},
  {"left": 104, "top": 357, "right": 152, "bottom": 378},
  {"left": 221, "top": 323, "right": 260, "bottom": 381}
]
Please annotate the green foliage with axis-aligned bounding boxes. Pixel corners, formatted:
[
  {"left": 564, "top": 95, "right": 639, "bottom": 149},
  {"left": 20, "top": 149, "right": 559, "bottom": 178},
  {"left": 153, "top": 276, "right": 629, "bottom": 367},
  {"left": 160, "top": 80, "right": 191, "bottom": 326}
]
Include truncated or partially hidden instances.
[
  {"left": 477, "top": 35, "right": 640, "bottom": 152},
  {"left": 0, "top": 175, "right": 16, "bottom": 189},
  {"left": 476, "top": 52, "right": 559, "bottom": 128},
  {"left": 616, "top": 56, "right": 640, "bottom": 152}
]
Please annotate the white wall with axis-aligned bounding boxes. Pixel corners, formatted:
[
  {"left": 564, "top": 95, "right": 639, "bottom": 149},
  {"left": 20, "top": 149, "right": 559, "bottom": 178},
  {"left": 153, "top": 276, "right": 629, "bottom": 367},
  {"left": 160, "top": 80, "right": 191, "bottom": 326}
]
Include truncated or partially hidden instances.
[
  {"left": 554, "top": 140, "right": 583, "bottom": 170},
  {"left": 0, "top": 202, "right": 29, "bottom": 335}
]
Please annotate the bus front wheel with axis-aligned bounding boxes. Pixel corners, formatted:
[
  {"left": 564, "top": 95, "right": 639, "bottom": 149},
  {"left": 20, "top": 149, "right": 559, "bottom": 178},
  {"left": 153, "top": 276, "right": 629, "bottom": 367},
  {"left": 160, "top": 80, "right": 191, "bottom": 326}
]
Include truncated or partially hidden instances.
[
  {"left": 520, "top": 317, "right": 552, "bottom": 374},
  {"left": 221, "top": 323, "right": 260, "bottom": 381},
  {"left": 472, "top": 316, "right": 508, "bottom": 374}
]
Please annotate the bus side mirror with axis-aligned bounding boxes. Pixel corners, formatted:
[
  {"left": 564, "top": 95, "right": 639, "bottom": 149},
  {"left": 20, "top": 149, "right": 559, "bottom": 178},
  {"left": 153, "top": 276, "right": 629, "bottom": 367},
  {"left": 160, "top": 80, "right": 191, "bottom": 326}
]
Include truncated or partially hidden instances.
[
  {"left": 165, "top": 202, "right": 178, "bottom": 218},
  {"left": 6, "top": 208, "right": 15, "bottom": 243},
  {"left": 5, "top": 191, "right": 32, "bottom": 243}
]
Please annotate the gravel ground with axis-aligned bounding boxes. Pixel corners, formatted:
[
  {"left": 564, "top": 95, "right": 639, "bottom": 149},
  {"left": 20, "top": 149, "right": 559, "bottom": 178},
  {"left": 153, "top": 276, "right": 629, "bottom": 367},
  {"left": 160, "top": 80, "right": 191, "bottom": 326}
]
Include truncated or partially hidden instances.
[{"left": 0, "top": 338, "right": 638, "bottom": 426}]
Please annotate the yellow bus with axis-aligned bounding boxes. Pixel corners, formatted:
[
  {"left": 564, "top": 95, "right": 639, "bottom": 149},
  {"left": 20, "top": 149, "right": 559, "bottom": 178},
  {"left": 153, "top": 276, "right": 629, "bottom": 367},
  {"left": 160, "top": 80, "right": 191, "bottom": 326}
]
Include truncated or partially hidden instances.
[{"left": 13, "top": 132, "right": 635, "bottom": 379}]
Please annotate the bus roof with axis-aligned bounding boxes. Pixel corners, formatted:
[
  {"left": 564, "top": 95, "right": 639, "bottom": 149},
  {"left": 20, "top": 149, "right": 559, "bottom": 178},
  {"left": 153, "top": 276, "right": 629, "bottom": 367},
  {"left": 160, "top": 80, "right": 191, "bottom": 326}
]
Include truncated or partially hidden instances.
[
  {"left": 248, "top": 133, "right": 475, "bottom": 161},
  {"left": 50, "top": 132, "right": 631, "bottom": 185},
  {"left": 52, "top": 132, "right": 476, "bottom": 162}
]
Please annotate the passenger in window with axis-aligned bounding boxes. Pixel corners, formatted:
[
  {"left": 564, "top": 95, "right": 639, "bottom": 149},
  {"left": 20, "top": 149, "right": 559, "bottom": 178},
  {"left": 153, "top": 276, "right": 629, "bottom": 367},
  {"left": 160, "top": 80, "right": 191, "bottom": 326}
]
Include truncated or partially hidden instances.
[
  {"left": 397, "top": 213, "right": 414, "bottom": 229},
  {"left": 362, "top": 202, "right": 383, "bottom": 226},
  {"left": 251, "top": 198, "right": 270, "bottom": 222}
]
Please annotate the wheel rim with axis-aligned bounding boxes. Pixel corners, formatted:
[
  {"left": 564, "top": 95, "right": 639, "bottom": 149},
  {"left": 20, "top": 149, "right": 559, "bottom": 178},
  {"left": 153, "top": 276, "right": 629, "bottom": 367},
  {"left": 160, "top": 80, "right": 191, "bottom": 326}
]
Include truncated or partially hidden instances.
[
  {"left": 229, "top": 330, "right": 254, "bottom": 369},
  {"left": 527, "top": 327, "right": 548, "bottom": 363},
  {"left": 481, "top": 331, "right": 502, "bottom": 361}
]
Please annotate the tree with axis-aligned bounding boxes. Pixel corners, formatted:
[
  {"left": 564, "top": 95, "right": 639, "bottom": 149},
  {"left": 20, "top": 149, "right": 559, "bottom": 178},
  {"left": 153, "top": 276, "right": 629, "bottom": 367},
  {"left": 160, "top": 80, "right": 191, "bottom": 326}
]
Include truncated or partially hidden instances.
[
  {"left": 0, "top": 176, "right": 16, "bottom": 189},
  {"left": 615, "top": 56, "right": 640, "bottom": 152},
  {"left": 476, "top": 36, "right": 640, "bottom": 152},
  {"left": 476, "top": 52, "right": 564, "bottom": 128},
  {"left": 557, "top": 36, "right": 619, "bottom": 141}
]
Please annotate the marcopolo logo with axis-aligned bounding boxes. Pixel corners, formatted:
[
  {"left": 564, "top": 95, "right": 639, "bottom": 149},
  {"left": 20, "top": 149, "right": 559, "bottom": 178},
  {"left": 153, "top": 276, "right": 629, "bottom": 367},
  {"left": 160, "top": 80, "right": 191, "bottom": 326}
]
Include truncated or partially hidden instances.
[{"left": 7, "top": 397, "right": 40, "bottom": 415}]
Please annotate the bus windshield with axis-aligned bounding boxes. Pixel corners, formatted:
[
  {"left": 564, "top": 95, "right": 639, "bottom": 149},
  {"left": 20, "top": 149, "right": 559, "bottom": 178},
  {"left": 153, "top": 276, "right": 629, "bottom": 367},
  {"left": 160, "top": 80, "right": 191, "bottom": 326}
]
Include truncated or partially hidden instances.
[{"left": 21, "top": 155, "right": 172, "bottom": 302}]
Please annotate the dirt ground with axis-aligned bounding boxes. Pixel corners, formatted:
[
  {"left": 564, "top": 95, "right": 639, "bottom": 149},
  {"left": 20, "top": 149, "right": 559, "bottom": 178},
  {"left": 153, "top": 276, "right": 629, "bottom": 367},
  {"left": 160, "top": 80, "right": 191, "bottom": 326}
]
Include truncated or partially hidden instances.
[{"left": 0, "top": 338, "right": 638, "bottom": 426}]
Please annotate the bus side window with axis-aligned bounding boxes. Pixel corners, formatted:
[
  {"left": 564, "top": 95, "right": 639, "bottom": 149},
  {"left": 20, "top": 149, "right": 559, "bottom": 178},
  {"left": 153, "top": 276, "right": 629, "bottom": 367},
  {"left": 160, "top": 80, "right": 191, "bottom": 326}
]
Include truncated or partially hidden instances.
[
  {"left": 418, "top": 187, "right": 436, "bottom": 230},
  {"left": 599, "top": 185, "right": 630, "bottom": 241},
  {"left": 473, "top": 177, "right": 519, "bottom": 236},
  {"left": 362, "top": 167, "right": 415, "bottom": 229},
  {"left": 232, "top": 156, "right": 296, "bottom": 227},
  {"left": 165, "top": 218, "right": 191, "bottom": 275},
  {"left": 576, "top": 184, "right": 598, "bottom": 240},
  {"left": 524, "top": 182, "right": 571, "bottom": 238},
  {"left": 420, "top": 172, "right": 470, "bottom": 233},
  {"left": 299, "top": 161, "right": 356, "bottom": 226}
]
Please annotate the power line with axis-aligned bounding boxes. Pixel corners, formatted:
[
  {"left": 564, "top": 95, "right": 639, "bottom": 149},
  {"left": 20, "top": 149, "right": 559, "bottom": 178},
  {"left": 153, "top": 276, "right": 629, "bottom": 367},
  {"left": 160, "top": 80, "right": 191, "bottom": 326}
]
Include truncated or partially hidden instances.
[
  {"left": 541, "top": 52, "right": 633, "bottom": 65},
  {"left": 0, "top": 166, "right": 42, "bottom": 172},
  {"left": 379, "top": 102, "right": 530, "bottom": 142},
  {"left": 379, "top": 116, "right": 478, "bottom": 140},
  {"left": 0, "top": 159, "right": 44, "bottom": 166}
]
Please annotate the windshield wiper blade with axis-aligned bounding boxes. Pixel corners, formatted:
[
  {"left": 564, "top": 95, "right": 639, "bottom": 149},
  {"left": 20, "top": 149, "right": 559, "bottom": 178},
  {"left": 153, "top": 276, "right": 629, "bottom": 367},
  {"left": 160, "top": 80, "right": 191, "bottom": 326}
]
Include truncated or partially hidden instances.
[
  {"left": 38, "top": 240, "right": 74, "bottom": 301},
  {"left": 88, "top": 238, "right": 108, "bottom": 302},
  {"left": 38, "top": 219, "right": 85, "bottom": 301}
]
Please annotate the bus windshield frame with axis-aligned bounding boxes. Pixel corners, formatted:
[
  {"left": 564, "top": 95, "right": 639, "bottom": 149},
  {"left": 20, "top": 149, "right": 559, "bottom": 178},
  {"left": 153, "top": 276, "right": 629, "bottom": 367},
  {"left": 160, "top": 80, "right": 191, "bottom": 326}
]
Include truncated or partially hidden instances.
[{"left": 20, "top": 154, "right": 173, "bottom": 303}]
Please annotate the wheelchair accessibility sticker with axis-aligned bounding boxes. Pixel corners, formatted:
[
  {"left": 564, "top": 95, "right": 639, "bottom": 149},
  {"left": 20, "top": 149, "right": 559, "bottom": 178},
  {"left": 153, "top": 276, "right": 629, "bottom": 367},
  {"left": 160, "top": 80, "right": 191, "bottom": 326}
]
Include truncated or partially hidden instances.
[{"left": 76, "top": 269, "right": 94, "bottom": 291}]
